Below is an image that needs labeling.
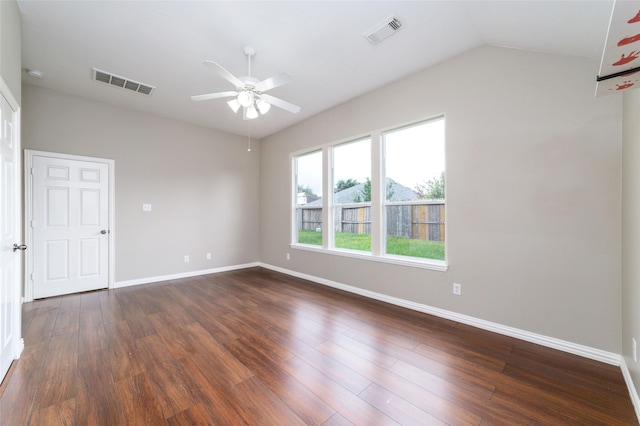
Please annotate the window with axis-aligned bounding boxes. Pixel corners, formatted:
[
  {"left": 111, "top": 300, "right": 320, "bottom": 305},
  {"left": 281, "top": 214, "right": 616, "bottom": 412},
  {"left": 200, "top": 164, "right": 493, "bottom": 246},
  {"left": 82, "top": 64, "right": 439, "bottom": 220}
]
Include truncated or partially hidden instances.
[
  {"left": 291, "top": 116, "right": 446, "bottom": 271},
  {"left": 332, "top": 138, "right": 371, "bottom": 252},
  {"left": 294, "top": 150, "right": 323, "bottom": 246},
  {"left": 384, "top": 118, "right": 445, "bottom": 261}
]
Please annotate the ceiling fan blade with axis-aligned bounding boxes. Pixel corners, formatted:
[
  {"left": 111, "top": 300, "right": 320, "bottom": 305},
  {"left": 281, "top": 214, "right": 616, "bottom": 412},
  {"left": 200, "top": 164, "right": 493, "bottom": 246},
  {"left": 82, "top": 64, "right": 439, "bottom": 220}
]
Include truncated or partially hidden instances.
[
  {"left": 261, "top": 94, "right": 301, "bottom": 114},
  {"left": 202, "top": 60, "right": 244, "bottom": 89},
  {"left": 255, "top": 72, "right": 294, "bottom": 92},
  {"left": 190, "top": 91, "right": 238, "bottom": 101}
]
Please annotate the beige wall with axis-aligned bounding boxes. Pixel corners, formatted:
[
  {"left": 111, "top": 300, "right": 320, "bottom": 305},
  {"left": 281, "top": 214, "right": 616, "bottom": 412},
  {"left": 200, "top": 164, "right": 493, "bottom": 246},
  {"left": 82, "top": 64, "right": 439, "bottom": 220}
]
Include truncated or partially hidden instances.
[
  {"left": 22, "top": 85, "right": 260, "bottom": 282},
  {"left": 622, "top": 89, "right": 640, "bottom": 399},
  {"left": 0, "top": 0, "right": 22, "bottom": 104},
  {"left": 260, "top": 45, "right": 623, "bottom": 353}
]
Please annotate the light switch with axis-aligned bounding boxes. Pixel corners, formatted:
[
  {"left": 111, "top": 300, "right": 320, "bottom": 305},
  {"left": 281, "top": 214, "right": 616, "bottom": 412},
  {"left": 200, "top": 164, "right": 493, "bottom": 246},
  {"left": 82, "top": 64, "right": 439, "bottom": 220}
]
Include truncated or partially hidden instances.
[{"left": 142, "top": 203, "right": 152, "bottom": 212}]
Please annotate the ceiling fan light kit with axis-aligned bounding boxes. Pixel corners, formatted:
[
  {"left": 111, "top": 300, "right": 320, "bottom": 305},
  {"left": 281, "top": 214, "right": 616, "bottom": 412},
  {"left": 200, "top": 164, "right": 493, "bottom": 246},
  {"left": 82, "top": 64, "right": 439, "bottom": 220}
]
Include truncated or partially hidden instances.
[
  {"left": 245, "top": 105, "right": 259, "bottom": 120},
  {"left": 256, "top": 98, "right": 271, "bottom": 114},
  {"left": 237, "top": 90, "right": 253, "bottom": 107},
  {"left": 191, "top": 46, "right": 300, "bottom": 120},
  {"left": 227, "top": 98, "right": 241, "bottom": 113}
]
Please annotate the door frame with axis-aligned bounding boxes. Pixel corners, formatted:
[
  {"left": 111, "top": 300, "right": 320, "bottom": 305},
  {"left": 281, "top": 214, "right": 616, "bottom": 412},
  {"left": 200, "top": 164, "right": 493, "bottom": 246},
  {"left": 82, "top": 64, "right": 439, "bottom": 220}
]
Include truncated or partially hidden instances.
[
  {"left": 24, "top": 150, "right": 115, "bottom": 302},
  {"left": 0, "top": 76, "right": 24, "bottom": 367}
]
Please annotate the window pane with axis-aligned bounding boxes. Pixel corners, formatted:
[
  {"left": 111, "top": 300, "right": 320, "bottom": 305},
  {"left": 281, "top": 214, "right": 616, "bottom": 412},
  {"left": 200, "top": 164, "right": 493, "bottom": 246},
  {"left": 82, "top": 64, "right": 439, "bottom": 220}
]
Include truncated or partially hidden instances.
[
  {"left": 295, "top": 151, "right": 323, "bottom": 246},
  {"left": 332, "top": 138, "right": 371, "bottom": 252},
  {"left": 384, "top": 119, "right": 445, "bottom": 260}
]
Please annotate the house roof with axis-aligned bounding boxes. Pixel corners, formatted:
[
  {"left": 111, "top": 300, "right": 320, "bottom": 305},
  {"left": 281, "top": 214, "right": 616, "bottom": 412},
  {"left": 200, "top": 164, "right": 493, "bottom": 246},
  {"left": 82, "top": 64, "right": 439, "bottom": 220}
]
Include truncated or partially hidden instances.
[
  {"left": 17, "top": 1, "right": 614, "bottom": 139},
  {"left": 306, "top": 178, "right": 419, "bottom": 206}
]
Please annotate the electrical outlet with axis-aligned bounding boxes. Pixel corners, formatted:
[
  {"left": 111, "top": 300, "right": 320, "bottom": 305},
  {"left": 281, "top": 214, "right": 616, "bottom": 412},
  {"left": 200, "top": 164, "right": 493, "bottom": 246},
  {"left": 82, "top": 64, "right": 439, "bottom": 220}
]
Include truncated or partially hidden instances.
[
  {"left": 286, "top": 253, "right": 290, "bottom": 260},
  {"left": 142, "top": 203, "right": 152, "bottom": 212},
  {"left": 633, "top": 338, "right": 637, "bottom": 363},
  {"left": 206, "top": 253, "right": 211, "bottom": 260},
  {"left": 184, "top": 255, "right": 189, "bottom": 263},
  {"left": 453, "top": 283, "right": 462, "bottom": 296}
]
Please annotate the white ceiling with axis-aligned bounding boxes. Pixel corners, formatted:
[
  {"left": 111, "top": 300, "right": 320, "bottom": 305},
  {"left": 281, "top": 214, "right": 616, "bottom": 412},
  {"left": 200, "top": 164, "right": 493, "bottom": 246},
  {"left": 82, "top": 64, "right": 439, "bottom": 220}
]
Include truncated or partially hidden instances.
[{"left": 17, "top": 1, "right": 614, "bottom": 139}]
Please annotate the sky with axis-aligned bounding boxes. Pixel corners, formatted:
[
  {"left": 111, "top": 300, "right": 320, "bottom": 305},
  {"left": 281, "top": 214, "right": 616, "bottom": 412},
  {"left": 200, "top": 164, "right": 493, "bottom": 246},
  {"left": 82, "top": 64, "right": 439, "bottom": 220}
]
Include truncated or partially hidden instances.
[{"left": 297, "top": 118, "right": 445, "bottom": 196}]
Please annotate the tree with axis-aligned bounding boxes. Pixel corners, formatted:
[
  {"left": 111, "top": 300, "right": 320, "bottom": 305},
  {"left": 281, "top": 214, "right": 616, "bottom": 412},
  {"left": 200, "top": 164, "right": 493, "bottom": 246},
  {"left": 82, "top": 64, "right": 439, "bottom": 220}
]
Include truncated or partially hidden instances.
[
  {"left": 297, "top": 185, "right": 320, "bottom": 202},
  {"left": 386, "top": 179, "right": 395, "bottom": 201},
  {"left": 335, "top": 178, "right": 359, "bottom": 192},
  {"left": 353, "top": 178, "right": 395, "bottom": 202},
  {"left": 415, "top": 171, "right": 445, "bottom": 200},
  {"left": 353, "top": 178, "right": 371, "bottom": 202}
]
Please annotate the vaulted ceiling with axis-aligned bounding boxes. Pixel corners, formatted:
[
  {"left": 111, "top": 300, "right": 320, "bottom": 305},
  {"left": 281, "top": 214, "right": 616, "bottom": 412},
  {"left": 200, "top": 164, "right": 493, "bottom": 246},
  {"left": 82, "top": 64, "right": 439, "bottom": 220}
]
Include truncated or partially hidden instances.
[{"left": 17, "top": 1, "right": 614, "bottom": 139}]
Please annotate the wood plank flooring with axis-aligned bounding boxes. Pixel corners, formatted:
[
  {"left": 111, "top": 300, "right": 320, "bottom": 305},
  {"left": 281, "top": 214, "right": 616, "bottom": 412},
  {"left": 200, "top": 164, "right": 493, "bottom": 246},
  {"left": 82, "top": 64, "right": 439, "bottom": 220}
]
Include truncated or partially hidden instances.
[{"left": 1, "top": 267, "right": 637, "bottom": 425}]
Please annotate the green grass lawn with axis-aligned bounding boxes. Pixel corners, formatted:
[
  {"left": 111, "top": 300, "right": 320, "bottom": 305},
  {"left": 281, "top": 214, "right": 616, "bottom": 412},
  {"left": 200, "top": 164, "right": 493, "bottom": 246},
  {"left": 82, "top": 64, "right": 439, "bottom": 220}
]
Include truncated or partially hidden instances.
[
  {"left": 297, "top": 230, "right": 323, "bottom": 246},
  {"left": 297, "top": 230, "right": 445, "bottom": 260}
]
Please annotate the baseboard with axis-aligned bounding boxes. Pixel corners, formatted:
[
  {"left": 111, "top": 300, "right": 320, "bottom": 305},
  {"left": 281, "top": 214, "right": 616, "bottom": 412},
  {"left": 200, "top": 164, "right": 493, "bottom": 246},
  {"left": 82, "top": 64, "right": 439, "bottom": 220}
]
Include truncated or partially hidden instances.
[
  {"left": 259, "top": 262, "right": 621, "bottom": 366},
  {"left": 113, "top": 262, "right": 260, "bottom": 288},
  {"left": 621, "top": 358, "right": 640, "bottom": 422},
  {"left": 16, "top": 338, "right": 24, "bottom": 359}
]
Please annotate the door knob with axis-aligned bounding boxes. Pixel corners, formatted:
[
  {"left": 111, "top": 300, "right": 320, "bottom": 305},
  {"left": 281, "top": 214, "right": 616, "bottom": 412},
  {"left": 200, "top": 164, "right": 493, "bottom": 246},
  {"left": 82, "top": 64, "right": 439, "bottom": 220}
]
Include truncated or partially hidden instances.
[
  {"left": 13, "top": 244, "right": 27, "bottom": 252},
  {"left": 101, "top": 230, "right": 108, "bottom": 234}
]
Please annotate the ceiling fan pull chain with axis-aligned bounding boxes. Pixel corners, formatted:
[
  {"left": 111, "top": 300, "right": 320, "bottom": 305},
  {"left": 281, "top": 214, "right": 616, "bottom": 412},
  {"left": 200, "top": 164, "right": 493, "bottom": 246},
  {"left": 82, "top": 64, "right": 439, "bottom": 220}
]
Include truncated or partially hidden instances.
[{"left": 247, "top": 124, "right": 252, "bottom": 152}]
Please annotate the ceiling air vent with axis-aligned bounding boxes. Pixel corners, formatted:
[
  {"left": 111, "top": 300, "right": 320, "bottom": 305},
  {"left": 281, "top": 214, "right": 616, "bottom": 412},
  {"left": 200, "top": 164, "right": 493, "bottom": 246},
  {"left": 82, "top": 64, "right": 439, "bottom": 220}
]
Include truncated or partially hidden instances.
[
  {"left": 364, "top": 15, "right": 403, "bottom": 45},
  {"left": 92, "top": 68, "right": 155, "bottom": 96}
]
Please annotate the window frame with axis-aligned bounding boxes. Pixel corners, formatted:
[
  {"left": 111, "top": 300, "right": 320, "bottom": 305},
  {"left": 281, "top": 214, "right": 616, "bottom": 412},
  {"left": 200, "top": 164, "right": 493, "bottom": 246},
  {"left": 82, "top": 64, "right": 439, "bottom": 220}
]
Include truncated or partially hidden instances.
[
  {"left": 382, "top": 117, "right": 446, "bottom": 263},
  {"left": 330, "top": 136, "right": 373, "bottom": 254},
  {"left": 291, "top": 149, "right": 324, "bottom": 247},
  {"left": 290, "top": 116, "right": 447, "bottom": 272}
]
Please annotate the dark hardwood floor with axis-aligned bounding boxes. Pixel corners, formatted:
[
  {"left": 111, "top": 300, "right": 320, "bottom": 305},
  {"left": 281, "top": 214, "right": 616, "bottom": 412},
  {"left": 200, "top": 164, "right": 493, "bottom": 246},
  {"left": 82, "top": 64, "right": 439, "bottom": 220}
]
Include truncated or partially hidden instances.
[{"left": 1, "top": 267, "right": 637, "bottom": 425}]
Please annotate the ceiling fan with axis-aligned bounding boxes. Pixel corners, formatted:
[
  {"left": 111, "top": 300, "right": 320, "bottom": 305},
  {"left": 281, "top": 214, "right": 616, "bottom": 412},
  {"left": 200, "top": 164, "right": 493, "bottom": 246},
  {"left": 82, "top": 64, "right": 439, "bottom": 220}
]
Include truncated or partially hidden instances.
[{"left": 191, "top": 46, "right": 301, "bottom": 120}]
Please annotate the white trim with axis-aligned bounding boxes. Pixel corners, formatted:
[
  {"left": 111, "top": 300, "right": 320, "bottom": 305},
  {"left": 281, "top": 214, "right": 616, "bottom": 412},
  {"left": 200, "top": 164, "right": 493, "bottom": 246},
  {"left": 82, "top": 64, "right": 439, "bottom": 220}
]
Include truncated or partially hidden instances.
[
  {"left": 24, "top": 150, "right": 116, "bottom": 302},
  {"left": 620, "top": 358, "right": 640, "bottom": 423},
  {"left": 291, "top": 243, "right": 448, "bottom": 272},
  {"left": 0, "top": 76, "right": 19, "bottom": 111},
  {"left": 23, "top": 150, "right": 32, "bottom": 302},
  {"left": 259, "top": 262, "right": 621, "bottom": 366},
  {"left": 16, "top": 338, "right": 24, "bottom": 359},
  {"left": 1, "top": 78, "right": 23, "bottom": 380},
  {"left": 114, "top": 262, "right": 260, "bottom": 288},
  {"left": 290, "top": 114, "right": 448, "bottom": 269}
]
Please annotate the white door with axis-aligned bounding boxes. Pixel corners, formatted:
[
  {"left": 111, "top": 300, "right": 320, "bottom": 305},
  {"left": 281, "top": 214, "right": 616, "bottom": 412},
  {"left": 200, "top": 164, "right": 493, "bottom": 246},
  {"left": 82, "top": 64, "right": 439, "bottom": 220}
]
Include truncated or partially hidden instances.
[
  {"left": 0, "top": 88, "right": 22, "bottom": 380},
  {"left": 32, "top": 155, "right": 110, "bottom": 299}
]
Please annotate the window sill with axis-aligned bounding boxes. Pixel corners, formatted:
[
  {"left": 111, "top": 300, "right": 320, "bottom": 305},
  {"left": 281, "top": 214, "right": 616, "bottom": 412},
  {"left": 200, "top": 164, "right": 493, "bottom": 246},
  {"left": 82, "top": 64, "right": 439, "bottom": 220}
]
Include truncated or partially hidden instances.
[{"left": 290, "top": 243, "right": 448, "bottom": 272}]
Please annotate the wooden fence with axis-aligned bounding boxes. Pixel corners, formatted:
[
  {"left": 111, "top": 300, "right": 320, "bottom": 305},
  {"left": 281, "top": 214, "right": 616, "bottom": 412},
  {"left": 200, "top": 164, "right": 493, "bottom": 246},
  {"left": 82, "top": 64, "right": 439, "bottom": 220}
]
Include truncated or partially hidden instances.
[
  {"left": 296, "top": 200, "right": 445, "bottom": 242},
  {"left": 297, "top": 207, "right": 323, "bottom": 232}
]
